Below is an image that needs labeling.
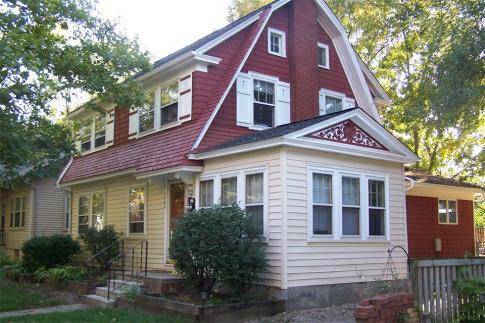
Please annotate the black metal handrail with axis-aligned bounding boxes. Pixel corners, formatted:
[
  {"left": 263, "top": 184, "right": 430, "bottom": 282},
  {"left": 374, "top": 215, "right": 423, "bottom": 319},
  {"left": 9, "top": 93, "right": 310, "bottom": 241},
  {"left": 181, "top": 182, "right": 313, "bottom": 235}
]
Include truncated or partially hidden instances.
[{"left": 106, "top": 240, "right": 148, "bottom": 300}]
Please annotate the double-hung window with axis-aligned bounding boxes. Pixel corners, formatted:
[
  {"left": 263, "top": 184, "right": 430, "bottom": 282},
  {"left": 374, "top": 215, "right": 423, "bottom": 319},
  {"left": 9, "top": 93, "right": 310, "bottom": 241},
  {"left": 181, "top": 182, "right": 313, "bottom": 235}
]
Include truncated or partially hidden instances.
[
  {"left": 94, "top": 114, "right": 106, "bottom": 148},
  {"left": 78, "top": 195, "right": 90, "bottom": 234},
  {"left": 368, "top": 180, "right": 386, "bottom": 236},
  {"left": 221, "top": 177, "right": 237, "bottom": 206},
  {"left": 199, "top": 180, "right": 214, "bottom": 208},
  {"left": 129, "top": 186, "right": 145, "bottom": 234},
  {"left": 268, "top": 28, "right": 286, "bottom": 57},
  {"left": 438, "top": 200, "right": 457, "bottom": 224},
  {"left": 253, "top": 79, "right": 275, "bottom": 128},
  {"left": 317, "top": 43, "right": 330, "bottom": 69},
  {"left": 342, "top": 177, "right": 360, "bottom": 236},
  {"left": 80, "top": 125, "right": 92, "bottom": 152},
  {"left": 78, "top": 193, "right": 105, "bottom": 234},
  {"left": 160, "top": 82, "right": 179, "bottom": 126},
  {"left": 312, "top": 173, "right": 333, "bottom": 235},
  {"left": 246, "top": 173, "right": 264, "bottom": 235},
  {"left": 139, "top": 92, "right": 155, "bottom": 133},
  {"left": 9, "top": 197, "right": 26, "bottom": 228}
]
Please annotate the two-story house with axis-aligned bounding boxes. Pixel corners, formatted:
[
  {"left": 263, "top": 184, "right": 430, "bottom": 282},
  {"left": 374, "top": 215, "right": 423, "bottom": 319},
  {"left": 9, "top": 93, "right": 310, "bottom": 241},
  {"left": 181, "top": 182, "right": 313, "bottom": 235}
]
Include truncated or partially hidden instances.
[{"left": 58, "top": 0, "right": 419, "bottom": 309}]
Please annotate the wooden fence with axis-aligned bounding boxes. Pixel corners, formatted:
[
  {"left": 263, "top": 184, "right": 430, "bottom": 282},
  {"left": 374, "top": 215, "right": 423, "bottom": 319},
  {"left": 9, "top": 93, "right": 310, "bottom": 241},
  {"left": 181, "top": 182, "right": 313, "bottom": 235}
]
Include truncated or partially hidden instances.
[{"left": 411, "top": 258, "right": 485, "bottom": 322}]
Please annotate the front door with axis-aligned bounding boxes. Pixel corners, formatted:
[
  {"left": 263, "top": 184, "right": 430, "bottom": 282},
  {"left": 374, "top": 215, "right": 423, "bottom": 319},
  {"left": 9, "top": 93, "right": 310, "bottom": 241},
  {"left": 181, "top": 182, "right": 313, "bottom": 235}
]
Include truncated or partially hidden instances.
[{"left": 169, "top": 183, "right": 185, "bottom": 240}]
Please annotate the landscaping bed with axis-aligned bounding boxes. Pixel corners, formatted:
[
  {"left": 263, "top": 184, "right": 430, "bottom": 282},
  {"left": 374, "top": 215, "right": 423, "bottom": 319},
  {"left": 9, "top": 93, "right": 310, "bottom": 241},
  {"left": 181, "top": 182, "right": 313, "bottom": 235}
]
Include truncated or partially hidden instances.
[{"left": 116, "top": 294, "right": 285, "bottom": 322}]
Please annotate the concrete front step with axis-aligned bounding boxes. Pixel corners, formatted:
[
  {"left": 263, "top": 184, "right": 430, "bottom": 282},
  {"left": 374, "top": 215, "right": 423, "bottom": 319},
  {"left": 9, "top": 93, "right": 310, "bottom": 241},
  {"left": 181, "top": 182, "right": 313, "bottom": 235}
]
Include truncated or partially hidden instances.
[
  {"left": 107, "top": 279, "right": 142, "bottom": 290},
  {"left": 83, "top": 294, "right": 115, "bottom": 308},
  {"left": 95, "top": 286, "right": 126, "bottom": 299}
]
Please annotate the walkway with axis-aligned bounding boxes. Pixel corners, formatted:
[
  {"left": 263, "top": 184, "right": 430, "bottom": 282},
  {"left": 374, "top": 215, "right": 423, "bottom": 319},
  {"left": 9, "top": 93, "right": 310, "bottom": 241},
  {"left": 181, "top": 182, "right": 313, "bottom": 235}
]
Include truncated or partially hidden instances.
[{"left": 0, "top": 304, "right": 88, "bottom": 319}]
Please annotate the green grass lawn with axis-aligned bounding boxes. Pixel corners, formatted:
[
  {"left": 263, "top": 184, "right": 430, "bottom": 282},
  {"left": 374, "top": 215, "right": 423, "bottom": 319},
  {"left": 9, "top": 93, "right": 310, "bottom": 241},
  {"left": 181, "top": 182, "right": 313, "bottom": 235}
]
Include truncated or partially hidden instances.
[
  {"left": 0, "top": 308, "right": 188, "bottom": 323},
  {"left": 0, "top": 280, "right": 65, "bottom": 312}
]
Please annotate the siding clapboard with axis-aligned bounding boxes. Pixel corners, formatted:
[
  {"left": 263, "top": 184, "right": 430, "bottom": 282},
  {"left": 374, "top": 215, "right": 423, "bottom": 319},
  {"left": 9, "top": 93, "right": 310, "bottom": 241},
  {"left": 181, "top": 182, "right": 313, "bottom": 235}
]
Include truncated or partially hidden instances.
[{"left": 33, "top": 178, "right": 66, "bottom": 236}]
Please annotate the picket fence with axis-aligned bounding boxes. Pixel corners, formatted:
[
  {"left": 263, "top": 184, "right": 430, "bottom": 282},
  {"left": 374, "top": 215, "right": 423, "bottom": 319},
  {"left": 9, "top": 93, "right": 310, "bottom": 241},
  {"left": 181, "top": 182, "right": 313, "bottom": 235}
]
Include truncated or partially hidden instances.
[{"left": 411, "top": 258, "right": 485, "bottom": 322}]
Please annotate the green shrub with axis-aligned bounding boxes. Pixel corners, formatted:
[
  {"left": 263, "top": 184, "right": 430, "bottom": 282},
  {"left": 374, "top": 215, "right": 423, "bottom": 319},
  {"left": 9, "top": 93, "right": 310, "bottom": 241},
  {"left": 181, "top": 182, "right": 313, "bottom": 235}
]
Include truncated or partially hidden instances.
[
  {"left": 0, "top": 249, "right": 13, "bottom": 267},
  {"left": 4, "top": 263, "right": 26, "bottom": 281},
  {"left": 169, "top": 205, "right": 266, "bottom": 298},
  {"left": 22, "top": 234, "right": 80, "bottom": 272},
  {"left": 34, "top": 265, "right": 86, "bottom": 283},
  {"left": 454, "top": 273, "right": 485, "bottom": 322},
  {"left": 81, "top": 225, "right": 121, "bottom": 268}
]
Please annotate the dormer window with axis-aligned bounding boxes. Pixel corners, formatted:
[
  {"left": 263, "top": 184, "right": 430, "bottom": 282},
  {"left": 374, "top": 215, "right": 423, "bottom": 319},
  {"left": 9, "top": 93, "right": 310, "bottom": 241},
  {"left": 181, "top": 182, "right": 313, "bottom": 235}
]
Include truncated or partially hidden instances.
[
  {"left": 268, "top": 28, "right": 286, "bottom": 57},
  {"left": 94, "top": 114, "right": 106, "bottom": 148},
  {"left": 139, "top": 92, "right": 155, "bottom": 133},
  {"left": 160, "top": 81, "right": 179, "bottom": 126},
  {"left": 317, "top": 43, "right": 330, "bottom": 69},
  {"left": 79, "top": 113, "right": 108, "bottom": 152},
  {"left": 253, "top": 79, "right": 275, "bottom": 128}
]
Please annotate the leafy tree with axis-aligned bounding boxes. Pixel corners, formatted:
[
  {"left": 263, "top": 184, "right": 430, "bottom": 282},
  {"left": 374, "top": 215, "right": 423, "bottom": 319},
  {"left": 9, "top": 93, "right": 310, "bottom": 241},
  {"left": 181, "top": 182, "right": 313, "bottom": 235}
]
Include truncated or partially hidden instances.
[
  {"left": 227, "top": 0, "right": 484, "bottom": 186},
  {"left": 1, "top": 0, "right": 151, "bottom": 188}
]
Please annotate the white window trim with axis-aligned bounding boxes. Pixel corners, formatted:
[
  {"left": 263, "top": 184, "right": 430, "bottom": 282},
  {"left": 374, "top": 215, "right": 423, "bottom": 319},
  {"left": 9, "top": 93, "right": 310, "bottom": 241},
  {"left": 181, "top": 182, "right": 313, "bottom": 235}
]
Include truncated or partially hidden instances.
[
  {"left": 247, "top": 72, "right": 279, "bottom": 130},
  {"left": 319, "top": 88, "right": 346, "bottom": 115},
  {"left": 78, "top": 191, "right": 106, "bottom": 234},
  {"left": 196, "top": 167, "right": 269, "bottom": 237},
  {"left": 317, "top": 42, "right": 330, "bottom": 69},
  {"left": 307, "top": 165, "right": 390, "bottom": 242},
  {"left": 79, "top": 114, "right": 108, "bottom": 155},
  {"left": 9, "top": 196, "right": 26, "bottom": 229},
  {"left": 438, "top": 199, "right": 459, "bottom": 225},
  {"left": 138, "top": 80, "right": 182, "bottom": 136},
  {"left": 127, "top": 184, "right": 148, "bottom": 236},
  {"left": 267, "top": 28, "right": 286, "bottom": 58},
  {"left": 196, "top": 176, "right": 216, "bottom": 208},
  {"left": 64, "top": 194, "right": 71, "bottom": 232}
]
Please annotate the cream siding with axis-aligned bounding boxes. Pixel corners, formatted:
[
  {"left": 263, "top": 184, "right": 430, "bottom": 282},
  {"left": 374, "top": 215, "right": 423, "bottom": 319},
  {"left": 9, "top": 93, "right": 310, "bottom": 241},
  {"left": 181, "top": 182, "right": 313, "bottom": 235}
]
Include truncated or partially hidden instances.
[
  {"left": 201, "top": 148, "right": 283, "bottom": 288},
  {"left": 32, "top": 178, "right": 67, "bottom": 236},
  {"left": 284, "top": 147, "right": 407, "bottom": 288},
  {"left": 1, "top": 187, "right": 32, "bottom": 259},
  {"left": 70, "top": 175, "right": 167, "bottom": 270}
]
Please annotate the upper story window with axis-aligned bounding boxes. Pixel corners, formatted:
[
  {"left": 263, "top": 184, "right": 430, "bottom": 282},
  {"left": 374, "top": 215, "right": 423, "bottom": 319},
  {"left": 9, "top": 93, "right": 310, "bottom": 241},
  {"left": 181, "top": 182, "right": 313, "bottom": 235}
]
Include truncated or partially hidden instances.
[
  {"left": 139, "top": 92, "right": 155, "bottom": 133},
  {"left": 79, "top": 113, "right": 108, "bottom": 153},
  {"left": 319, "top": 89, "right": 355, "bottom": 115},
  {"left": 268, "top": 28, "right": 286, "bottom": 57},
  {"left": 253, "top": 79, "right": 275, "bottom": 128},
  {"left": 438, "top": 200, "right": 457, "bottom": 224},
  {"left": 317, "top": 43, "right": 330, "bottom": 69},
  {"left": 9, "top": 197, "right": 26, "bottom": 228},
  {"left": 160, "top": 82, "right": 179, "bottom": 126}
]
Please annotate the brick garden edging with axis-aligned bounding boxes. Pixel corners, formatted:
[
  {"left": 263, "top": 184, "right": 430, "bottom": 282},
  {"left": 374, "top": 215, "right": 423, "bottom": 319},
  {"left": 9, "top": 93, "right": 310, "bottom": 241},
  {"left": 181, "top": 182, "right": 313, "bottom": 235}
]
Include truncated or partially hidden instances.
[{"left": 354, "top": 292, "right": 419, "bottom": 323}]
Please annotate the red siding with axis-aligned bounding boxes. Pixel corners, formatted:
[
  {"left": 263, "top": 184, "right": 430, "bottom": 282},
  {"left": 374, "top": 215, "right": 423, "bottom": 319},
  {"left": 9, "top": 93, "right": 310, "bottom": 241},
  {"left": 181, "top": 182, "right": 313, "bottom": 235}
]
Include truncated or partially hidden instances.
[
  {"left": 199, "top": 1, "right": 356, "bottom": 150},
  {"left": 406, "top": 196, "right": 475, "bottom": 259},
  {"left": 114, "top": 107, "right": 129, "bottom": 146}
]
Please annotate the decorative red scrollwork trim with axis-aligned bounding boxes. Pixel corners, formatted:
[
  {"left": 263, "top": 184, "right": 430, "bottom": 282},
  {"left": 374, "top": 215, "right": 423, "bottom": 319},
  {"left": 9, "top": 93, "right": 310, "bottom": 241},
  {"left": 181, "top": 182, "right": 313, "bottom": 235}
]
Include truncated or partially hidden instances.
[{"left": 305, "top": 120, "right": 388, "bottom": 151}]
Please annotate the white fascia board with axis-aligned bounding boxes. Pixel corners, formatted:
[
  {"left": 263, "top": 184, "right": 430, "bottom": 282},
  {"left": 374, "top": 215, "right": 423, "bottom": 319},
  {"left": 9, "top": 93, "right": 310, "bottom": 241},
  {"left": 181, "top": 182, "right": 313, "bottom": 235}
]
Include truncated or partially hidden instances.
[
  {"left": 58, "top": 168, "right": 136, "bottom": 188},
  {"left": 315, "top": 0, "right": 380, "bottom": 121},
  {"left": 56, "top": 156, "right": 73, "bottom": 189},
  {"left": 356, "top": 54, "right": 391, "bottom": 105},
  {"left": 192, "top": 7, "right": 274, "bottom": 150},
  {"left": 135, "top": 166, "right": 203, "bottom": 179},
  {"left": 136, "top": 52, "right": 221, "bottom": 83},
  {"left": 196, "top": 14, "right": 262, "bottom": 54}
]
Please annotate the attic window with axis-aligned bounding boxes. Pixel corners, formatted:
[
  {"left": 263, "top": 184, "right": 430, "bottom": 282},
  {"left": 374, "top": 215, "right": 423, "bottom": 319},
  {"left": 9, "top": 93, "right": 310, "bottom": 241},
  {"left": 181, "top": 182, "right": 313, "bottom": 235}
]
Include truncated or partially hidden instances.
[
  {"left": 268, "top": 28, "right": 286, "bottom": 57},
  {"left": 317, "top": 43, "right": 330, "bottom": 69}
]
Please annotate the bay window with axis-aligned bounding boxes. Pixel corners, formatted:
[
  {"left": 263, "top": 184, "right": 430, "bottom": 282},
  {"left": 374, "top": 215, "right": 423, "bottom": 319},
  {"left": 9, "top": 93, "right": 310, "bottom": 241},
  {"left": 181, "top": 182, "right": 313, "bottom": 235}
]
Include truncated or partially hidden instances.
[
  {"left": 129, "top": 186, "right": 145, "bottom": 234},
  {"left": 368, "top": 180, "right": 386, "bottom": 236},
  {"left": 438, "top": 200, "right": 457, "bottom": 224},
  {"left": 221, "top": 177, "right": 237, "bottom": 206},
  {"left": 246, "top": 173, "right": 264, "bottom": 235},
  {"left": 342, "top": 177, "right": 360, "bottom": 236},
  {"left": 160, "top": 82, "right": 179, "bottom": 126},
  {"left": 312, "top": 173, "right": 333, "bottom": 235},
  {"left": 139, "top": 92, "right": 155, "bottom": 133},
  {"left": 199, "top": 180, "right": 214, "bottom": 208},
  {"left": 253, "top": 79, "right": 275, "bottom": 128}
]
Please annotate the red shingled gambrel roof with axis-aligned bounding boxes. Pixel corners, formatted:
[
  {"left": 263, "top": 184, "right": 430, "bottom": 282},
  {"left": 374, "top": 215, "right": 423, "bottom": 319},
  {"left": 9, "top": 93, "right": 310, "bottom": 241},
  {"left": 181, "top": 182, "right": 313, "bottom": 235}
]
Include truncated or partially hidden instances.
[{"left": 60, "top": 7, "right": 272, "bottom": 184}]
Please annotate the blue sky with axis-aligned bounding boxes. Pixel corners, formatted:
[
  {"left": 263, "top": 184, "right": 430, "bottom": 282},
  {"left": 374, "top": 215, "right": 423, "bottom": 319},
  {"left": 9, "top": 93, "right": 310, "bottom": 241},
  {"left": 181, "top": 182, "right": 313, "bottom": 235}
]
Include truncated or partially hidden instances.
[{"left": 98, "top": 0, "right": 233, "bottom": 61}]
